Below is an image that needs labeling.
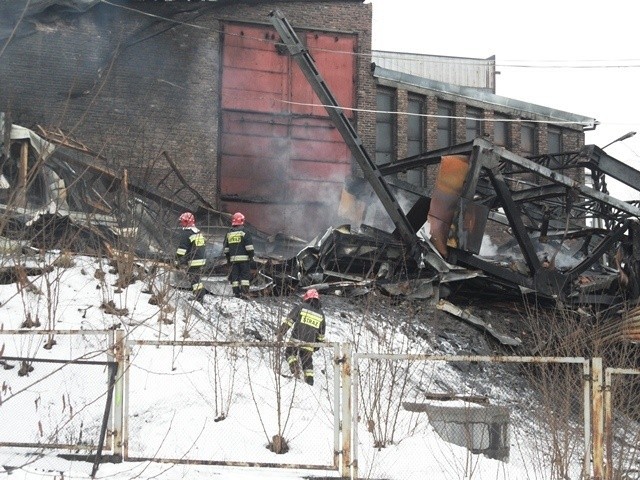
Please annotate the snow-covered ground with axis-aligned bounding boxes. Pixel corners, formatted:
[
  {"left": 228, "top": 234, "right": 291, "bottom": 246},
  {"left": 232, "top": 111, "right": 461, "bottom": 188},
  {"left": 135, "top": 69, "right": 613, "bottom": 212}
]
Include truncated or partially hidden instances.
[{"left": 0, "top": 253, "right": 596, "bottom": 479}]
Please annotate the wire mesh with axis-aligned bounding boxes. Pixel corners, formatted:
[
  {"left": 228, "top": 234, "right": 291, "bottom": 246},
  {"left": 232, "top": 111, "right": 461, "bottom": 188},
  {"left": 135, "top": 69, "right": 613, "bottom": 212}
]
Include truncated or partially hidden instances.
[
  {"left": 0, "top": 330, "right": 115, "bottom": 450},
  {"left": 353, "top": 354, "right": 589, "bottom": 480},
  {"left": 123, "top": 341, "right": 340, "bottom": 470},
  {"left": 606, "top": 369, "right": 640, "bottom": 480}
]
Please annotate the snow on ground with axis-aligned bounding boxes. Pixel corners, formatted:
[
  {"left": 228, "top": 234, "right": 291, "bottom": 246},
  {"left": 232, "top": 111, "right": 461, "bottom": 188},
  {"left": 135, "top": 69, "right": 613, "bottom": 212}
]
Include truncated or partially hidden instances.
[{"left": 0, "top": 253, "right": 588, "bottom": 479}]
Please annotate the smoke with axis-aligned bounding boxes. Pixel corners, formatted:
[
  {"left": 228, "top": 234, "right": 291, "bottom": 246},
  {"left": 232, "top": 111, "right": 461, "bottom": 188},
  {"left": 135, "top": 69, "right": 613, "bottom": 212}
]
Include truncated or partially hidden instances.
[
  {"left": 0, "top": 1, "right": 99, "bottom": 40},
  {"left": 480, "top": 235, "right": 499, "bottom": 257}
]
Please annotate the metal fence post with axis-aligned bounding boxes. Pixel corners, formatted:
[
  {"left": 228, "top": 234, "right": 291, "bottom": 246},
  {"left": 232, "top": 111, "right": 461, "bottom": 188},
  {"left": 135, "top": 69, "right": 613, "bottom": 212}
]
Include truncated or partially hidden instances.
[
  {"left": 112, "top": 329, "right": 125, "bottom": 460},
  {"left": 592, "top": 357, "right": 604, "bottom": 480},
  {"left": 340, "top": 343, "right": 352, "bottom": 479},
  {"left": 105, "top": 329, "right": 115, "bottom": 451},
  {"left": 333, "top": 343, "right": 341, "bottom": 469},
  {"left": 583, "top": 359, "right": 592, "bottom": 480},
  {"left": 604, "top": 368, "right": 613, "bottom": 480},
  {"left": 602, "top": 367, "right": 640, "bottom": 480}
]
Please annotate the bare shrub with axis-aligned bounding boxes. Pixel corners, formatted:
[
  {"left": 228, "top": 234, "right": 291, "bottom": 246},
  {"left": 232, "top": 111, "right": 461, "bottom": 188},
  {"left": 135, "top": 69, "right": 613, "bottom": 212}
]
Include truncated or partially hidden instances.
[{"left": 522, "top": 299, "right": 640, "bottom": 479}]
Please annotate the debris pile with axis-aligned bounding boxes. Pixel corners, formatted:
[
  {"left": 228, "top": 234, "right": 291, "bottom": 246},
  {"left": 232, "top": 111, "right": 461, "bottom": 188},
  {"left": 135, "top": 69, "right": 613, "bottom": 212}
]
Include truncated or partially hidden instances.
[{"left": 2, "top": 107, "right": 640, "bottom": 340}]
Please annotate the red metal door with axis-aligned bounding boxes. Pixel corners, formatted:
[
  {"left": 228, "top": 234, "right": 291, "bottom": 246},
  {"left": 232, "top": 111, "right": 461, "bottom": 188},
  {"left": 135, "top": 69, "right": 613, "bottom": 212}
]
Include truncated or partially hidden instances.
[{"left": 220, "top": 23, "right": 356, "bottom": 238}]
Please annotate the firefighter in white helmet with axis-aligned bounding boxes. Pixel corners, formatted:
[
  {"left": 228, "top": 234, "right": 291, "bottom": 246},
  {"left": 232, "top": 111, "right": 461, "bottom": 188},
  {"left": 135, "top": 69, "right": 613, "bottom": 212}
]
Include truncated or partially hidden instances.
[
  {"left": 222, "top": 212, "right": 254, "bottom": 298},
  {"left": 276, "top": 289, "right": 326, "bottom": 386},
  {"left": 175, "top": 212, "right": 207, "bottom": 303}
]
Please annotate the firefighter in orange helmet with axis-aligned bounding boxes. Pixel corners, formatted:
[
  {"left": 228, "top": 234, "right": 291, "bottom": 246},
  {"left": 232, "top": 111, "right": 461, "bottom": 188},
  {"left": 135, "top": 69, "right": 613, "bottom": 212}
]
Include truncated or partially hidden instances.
[
  {"left": 222, "top": 212, "right": 254, "bottom": 298},
  {"left": 276, "top": 289, "right": 326, "bottom": 386},
  {"left": 175, "top": 212, "right": 207, "bottom": 303}
]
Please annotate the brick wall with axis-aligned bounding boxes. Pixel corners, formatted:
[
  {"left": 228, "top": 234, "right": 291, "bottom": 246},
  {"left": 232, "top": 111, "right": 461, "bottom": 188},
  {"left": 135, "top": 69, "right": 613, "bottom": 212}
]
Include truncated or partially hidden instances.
[
  {"left": 0, "top": 0, "right": 371, "bottom": 210},
  {"left": 386, "top": 86, "right": 585, "bottom": 164}
]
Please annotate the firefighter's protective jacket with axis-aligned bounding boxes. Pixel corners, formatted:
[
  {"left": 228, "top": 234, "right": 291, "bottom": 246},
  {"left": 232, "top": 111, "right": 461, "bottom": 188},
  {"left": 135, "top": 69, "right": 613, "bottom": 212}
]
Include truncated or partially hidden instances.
[
  {"left": 176, "top": 227, "right": 206, "bottom": 268},
  {"left": 278, "top": 302, "right": 326, "bottom": 352},
  {"left": 223, "top": 226, "right": 254, "bottom": 264}
]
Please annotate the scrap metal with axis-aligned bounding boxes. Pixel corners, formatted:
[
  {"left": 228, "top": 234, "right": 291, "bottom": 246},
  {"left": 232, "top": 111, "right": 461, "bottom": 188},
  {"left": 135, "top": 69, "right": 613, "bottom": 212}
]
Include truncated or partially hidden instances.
[
  {"left": 5, "top": 8, "right": 640, "bottom": 314},
  {"left": 269, "top": 10, "right": 640, "bottom": 310},
  {"left": 437, "top": 299, "right": 522, "bottom": 346},
  {"left": 386, "top": 138, "right": 640, "bottom": 306}
]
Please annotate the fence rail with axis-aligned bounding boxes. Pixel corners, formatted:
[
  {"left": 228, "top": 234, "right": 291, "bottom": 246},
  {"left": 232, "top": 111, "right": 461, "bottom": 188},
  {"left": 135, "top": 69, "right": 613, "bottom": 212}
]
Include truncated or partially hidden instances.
[
  {"left": 352, "top": 352, "right": 593, "bottom": 480},
  {"left": 121, "top": 339, "right": 345, "bottom": 473},
  {"left": 2, "top": 329, "right": 639, "bottom": 479}
]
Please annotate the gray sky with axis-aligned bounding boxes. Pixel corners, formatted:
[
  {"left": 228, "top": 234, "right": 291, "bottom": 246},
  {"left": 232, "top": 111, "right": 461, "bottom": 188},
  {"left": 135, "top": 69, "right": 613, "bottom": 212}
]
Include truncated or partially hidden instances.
[{"left": 369, "top": 0, "right": 640, "bottom": 199}]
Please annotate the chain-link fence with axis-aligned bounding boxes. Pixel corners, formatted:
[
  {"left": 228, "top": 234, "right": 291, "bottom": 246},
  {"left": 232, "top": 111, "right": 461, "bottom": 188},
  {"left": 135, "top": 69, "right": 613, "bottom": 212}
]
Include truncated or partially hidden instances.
[
  {"left": 122, "top": 340, "right": 344, "bottom": 472},
  {"left": 5, "top": 329, "right": 639, "bottom": 480},
  {"left": 352, "top": 353, "right": 591, "bottom": 480},
  {"left": 0, "top": 330, "right": 116, "bottom": 451},
  {"left": 604, "top": 367, "right": 640, "bottom": 480}
]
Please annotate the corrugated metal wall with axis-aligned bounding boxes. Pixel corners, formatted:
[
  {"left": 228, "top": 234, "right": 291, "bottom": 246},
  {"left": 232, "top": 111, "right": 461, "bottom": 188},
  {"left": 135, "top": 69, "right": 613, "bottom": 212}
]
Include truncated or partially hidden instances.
[
  {"left": 372, "top": 51, "right": 495, "bottom": 92},
  {"left": 220, "top": 23, "right": 356, "bottom": 237}
]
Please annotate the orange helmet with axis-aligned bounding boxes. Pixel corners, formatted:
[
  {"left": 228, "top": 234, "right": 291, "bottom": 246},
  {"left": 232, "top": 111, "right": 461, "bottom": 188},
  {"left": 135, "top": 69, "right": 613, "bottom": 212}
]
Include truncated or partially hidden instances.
[
  {"left": 303, "top": 289, "right": 319, "bottom": 301},
  {"left": 231, "top": 212, "right": 245, "bottom": 226},
  {"left": 179, "top": 212, "right": 195, "bottom": 227}
]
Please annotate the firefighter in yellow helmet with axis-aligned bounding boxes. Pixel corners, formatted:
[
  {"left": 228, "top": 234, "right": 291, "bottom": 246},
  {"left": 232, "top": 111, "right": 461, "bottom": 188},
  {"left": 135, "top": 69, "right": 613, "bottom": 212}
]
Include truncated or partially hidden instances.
[
  {"left": 175, "top": 212, "right": 207, "bottom": 303},
  {"left": 222, "top": 212, "right": 254, "bottom": 298},
  {"left": 276, "top": 289, "right": 326, "bottom": 386}
]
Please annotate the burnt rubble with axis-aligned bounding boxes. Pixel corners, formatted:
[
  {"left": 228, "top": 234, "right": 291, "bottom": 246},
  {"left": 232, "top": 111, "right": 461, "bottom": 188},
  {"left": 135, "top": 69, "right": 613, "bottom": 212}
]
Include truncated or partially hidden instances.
[
  {"left": 2, "top": 108, "right": 640, "bottom": 343},
  {"left": 266, "top": 11, "right": 640, "bottom": 338}
]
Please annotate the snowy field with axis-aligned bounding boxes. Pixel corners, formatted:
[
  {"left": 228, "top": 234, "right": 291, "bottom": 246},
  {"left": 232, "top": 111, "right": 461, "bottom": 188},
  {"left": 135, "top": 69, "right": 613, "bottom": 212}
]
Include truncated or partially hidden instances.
[{"left": 0, "top": 253, "right": 596, "bottom": 479}]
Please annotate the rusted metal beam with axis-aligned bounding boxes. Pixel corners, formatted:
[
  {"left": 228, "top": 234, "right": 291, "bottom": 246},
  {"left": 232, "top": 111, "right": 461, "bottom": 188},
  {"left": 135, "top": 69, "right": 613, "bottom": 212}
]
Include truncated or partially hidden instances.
[
  {"left": 487, "top": 167, "right": 542, "bottom": 276},
  {"left": 268, "top": 10, "right": 420, "bottom": 259},
  {"left": 479, "top": 139, "right": 640, "bottom": 219}
]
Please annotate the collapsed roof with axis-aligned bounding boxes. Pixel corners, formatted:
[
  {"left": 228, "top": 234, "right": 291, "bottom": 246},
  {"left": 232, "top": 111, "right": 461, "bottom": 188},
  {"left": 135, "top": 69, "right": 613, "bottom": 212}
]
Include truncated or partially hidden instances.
[
  {"left": 2, "top": 10, "right": 639, "bottom": 343},
  {"left": 267, "top": 10, "right": 640, "bottom": 320}
]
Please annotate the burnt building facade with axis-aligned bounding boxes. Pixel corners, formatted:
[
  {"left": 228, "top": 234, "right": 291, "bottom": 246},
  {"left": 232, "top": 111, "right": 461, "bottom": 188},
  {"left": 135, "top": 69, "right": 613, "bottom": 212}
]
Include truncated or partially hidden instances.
[{"left": 0, "top": 0, "right": 595, "bottom": 239}]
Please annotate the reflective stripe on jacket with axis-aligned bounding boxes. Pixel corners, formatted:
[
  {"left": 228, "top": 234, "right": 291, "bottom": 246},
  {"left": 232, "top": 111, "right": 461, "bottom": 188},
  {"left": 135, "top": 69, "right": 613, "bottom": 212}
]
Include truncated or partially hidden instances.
[
  {"left": 176, "top": 227, "right": 206, "bottom": 268},
  {"left": 278, "top": 302, "right": 326, "bottom": 350},
  {"left": 223, "top": 227, "right": 254, "bottom": 264}
]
